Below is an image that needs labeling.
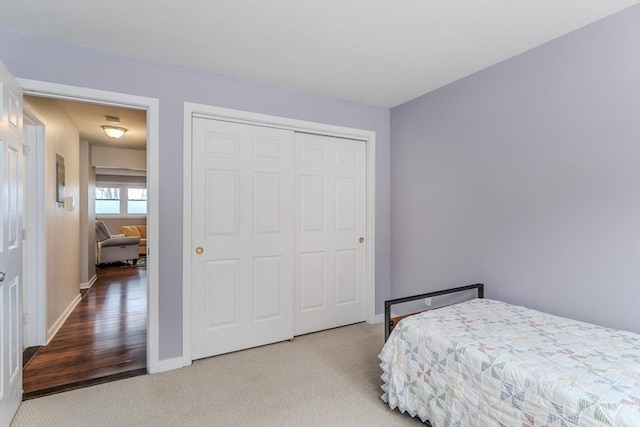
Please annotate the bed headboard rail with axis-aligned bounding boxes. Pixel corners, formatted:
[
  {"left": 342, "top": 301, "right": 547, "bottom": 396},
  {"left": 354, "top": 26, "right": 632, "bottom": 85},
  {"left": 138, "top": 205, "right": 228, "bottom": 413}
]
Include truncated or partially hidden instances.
[{"left": 384, "top": 283, "right": 484, "bottom": 341}]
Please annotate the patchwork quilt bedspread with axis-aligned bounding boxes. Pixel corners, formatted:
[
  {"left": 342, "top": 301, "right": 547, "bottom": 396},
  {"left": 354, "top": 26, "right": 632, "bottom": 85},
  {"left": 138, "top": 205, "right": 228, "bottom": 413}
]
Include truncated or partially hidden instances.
[{"left": 379, "top": 299, "right": 640, "bottom": 426}]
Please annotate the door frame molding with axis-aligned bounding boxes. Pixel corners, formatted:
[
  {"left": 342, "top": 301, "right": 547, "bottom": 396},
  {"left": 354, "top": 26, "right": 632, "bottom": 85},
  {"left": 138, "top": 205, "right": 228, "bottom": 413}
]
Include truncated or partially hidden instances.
[
  {"left": 17, "top": 78, "right": 161, "bottom": 373},
  {"left": 182, "top": 102, "right": 377, "bottom": 367},
  {"left": 23, "top": 104, "right": 47, "bottom": 347}
]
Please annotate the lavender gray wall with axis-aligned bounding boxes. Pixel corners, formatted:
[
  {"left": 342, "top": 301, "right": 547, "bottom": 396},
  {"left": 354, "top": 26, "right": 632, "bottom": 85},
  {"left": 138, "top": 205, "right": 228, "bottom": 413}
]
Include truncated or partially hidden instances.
[
  {"left": 390, "top": 5, "right": 640, "bottom": 333},
  {"left": 0, "top": 29, "right": 391, "bottom": 360}
]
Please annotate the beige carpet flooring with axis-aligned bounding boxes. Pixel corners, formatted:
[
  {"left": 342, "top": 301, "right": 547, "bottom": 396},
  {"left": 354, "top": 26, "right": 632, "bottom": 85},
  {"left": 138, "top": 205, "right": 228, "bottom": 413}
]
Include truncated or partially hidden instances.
[{"left": 12, "top": 323, "right": 424, "bottom": 426}]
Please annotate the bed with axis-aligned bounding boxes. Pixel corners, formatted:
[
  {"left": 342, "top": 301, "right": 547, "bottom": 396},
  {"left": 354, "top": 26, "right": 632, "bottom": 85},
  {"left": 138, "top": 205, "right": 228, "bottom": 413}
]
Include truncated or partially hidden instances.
[{"left": 379, "top": 284, "right": 640, "bottom": 426}]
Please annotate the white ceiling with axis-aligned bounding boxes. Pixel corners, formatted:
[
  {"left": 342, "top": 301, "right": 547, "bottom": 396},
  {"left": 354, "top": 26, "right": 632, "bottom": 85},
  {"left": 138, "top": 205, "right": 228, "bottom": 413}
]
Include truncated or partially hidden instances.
[
  {"left": 3, "top": 1, "right": 638, "bottom": 107},
  {"left": 25, "top": 95, "right": 147, "bottom": 150}
]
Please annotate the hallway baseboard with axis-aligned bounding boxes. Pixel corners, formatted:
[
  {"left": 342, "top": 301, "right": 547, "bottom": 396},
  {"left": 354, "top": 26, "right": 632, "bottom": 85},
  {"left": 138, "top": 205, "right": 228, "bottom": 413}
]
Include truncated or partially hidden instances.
[
  {"left": 46, "top": 294, "right": 82, "bottom": 345},
  {"left": 79, "top": 274, "right": 97, "bottom": 290}
]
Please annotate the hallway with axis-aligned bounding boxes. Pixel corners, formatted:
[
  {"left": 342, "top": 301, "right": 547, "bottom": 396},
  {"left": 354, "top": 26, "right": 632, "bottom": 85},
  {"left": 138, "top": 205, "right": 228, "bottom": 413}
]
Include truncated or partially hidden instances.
[{"left": 23, "top": 263, "right": 147, "bottom": 399}]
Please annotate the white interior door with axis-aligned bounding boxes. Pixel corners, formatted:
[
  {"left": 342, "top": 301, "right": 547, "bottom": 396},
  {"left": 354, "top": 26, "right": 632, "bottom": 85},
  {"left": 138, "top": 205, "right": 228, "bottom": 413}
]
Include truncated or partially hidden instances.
[
  {"left": 294, "top": 133, "right": 366, "bottom": 335},
  {"left": 0, "top": 61, "right": 24, "bottom": 427},
  {"left": 191, "top": 118, "right": 295, "bottom": 359}
]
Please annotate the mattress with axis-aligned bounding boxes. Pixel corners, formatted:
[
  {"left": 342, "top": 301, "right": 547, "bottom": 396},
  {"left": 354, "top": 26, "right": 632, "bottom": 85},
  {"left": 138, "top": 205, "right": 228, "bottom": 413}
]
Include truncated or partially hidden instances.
[{"left": 379, "top": 298, "right": 640, "bottom": 426}]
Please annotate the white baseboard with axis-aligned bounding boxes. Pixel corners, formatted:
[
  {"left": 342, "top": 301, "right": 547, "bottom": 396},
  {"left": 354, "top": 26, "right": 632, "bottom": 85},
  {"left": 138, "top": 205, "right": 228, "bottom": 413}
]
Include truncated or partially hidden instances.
[
  {"left": 367, "top": 313, "right": 384, "bottom": 324},
  {"left": 367, "top": 313, "right": 403, "bottom": 325},
  {"left": 46, "top": 293, "right": 82, "bottom": 344},
  {"left": 80, "top": 274, "right": 97, "bottom": 290},
  {"left": 157, "top": 357, "right": 186, "bottom": 373}
]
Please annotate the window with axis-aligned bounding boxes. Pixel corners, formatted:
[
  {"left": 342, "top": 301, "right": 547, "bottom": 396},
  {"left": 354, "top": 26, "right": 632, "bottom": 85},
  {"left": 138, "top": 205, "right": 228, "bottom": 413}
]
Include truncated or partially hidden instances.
[
  {"left": 95, "top": 186, "right": 121, "bottom": 214},
  {"left": 95, "top": 184, "right": 147, "bottom": 216},
  {"left": 127, "top": 188, "right": 147, "bottom": 214}
]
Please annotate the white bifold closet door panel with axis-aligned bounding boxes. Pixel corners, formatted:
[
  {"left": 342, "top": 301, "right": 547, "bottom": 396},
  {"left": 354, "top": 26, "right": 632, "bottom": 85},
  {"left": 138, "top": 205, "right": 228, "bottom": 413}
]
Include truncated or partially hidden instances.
[
  {"left": 191, "top": 118, "right": 295, "bottom": 360},
  {"left": 294, "top": 133, "right": 366, "bottom": 336}
]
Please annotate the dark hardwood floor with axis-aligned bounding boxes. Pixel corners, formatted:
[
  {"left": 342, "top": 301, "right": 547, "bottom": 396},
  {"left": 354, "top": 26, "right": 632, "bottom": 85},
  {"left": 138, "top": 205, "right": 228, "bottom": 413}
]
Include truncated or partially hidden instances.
[{"left": 22, "top": 262, "right": 147, "bottom": 399}]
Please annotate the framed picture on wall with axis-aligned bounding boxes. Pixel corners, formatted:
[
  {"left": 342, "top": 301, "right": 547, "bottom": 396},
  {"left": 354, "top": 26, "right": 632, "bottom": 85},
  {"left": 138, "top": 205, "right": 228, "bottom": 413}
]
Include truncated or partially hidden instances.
[{"left": 56, "top": 153, "right": 65, "bottom": 204}]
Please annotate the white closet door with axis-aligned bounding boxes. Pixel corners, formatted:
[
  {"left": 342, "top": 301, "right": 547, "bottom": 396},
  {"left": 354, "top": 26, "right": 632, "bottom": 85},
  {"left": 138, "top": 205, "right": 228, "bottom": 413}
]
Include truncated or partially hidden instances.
[
  {"left": 294, "top": 133, "right": 367, "bottom": 335},
  {"left": 191, "top": 118, "right": 295, "bottom": 359}
]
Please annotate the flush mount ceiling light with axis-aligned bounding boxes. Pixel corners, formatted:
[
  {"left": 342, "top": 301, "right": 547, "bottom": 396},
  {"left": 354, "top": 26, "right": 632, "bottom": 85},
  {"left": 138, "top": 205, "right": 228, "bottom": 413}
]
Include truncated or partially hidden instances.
[{"left": 102, "top": 125, "right": 128, "bottom": 139}]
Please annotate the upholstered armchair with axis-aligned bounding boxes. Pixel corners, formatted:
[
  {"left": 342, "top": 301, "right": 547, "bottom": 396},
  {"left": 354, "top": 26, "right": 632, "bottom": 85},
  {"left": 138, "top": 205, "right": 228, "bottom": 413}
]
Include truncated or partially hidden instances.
[
  {"left": 120, "top": 225, "right": 147, "bottom": 255},
  {"left": 95, "top": 220, "right": 140, "bottom": 264}
]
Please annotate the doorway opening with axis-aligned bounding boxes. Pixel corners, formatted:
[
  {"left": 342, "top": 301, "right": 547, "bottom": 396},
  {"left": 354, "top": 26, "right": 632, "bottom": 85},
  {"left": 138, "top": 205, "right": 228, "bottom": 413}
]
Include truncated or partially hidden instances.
[{"left": 18, "top": 82, "right": 159, "bottom": 397}]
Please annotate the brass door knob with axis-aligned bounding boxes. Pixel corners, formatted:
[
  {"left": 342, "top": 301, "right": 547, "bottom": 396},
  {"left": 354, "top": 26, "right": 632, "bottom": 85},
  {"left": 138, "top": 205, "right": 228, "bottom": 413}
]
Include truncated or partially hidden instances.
[
  {"left": 195, "top": 247, "right": 204, "bottom": 255},
  {"left": 359, "top": 237, "right": 365, "bottom": 244}
]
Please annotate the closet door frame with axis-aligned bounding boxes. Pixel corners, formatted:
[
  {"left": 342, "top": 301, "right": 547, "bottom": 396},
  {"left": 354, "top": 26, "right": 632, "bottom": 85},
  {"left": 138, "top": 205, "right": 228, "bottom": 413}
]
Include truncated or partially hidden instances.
[{"left": 182, "top": 103, "right": 376, "bottom": 367}]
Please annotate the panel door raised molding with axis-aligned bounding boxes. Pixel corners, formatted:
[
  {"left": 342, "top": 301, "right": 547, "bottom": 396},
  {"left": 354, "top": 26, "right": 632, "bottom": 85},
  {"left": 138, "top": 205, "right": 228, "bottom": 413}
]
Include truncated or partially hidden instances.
[
  {"left": 191, "top": 119, "right": 295, "bottom": 360},
  {"left": 0, "top": 60, "right": 24, "bottom": 427},
  {"left": 294, "top": 133, "right": 366, "bottom": 335}
]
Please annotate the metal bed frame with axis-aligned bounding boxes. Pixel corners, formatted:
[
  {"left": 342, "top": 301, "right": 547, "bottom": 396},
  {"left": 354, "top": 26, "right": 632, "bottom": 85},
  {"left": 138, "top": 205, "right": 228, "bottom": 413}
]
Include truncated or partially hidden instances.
[{"left": 384, "top": 283, "right": 484, "bottom": 341}]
